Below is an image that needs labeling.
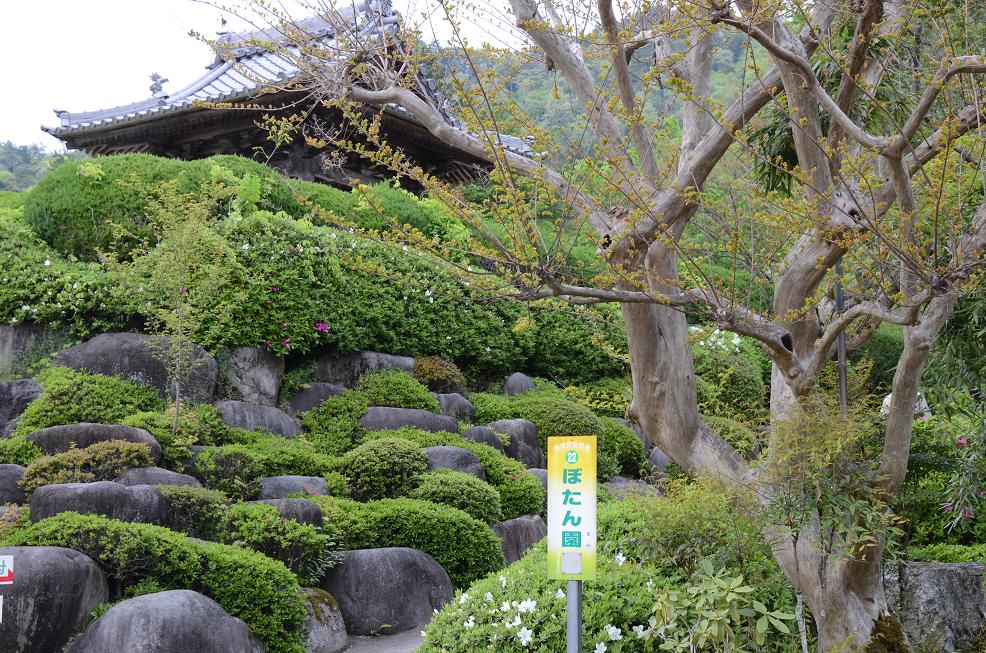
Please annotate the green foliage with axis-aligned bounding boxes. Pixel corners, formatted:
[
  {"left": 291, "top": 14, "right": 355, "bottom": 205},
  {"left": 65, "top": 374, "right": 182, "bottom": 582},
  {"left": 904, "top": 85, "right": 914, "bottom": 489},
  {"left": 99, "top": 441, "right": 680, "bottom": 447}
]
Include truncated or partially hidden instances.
[
  {"left": 471, "top": 392, "right": 516, "bottom": 424},
  {"left": 14, "top": 367, "right": 163, "bottom": 436},
  {"left": 220, "top": 502, "right": 337, "bottom": 585},
  {"left": 192, "top": 447, "right": 263, "bottom": 500},
  {"left": 691, "top": 332, "right": 768, "bottom": 422},
  {"left": 414, "top": 356, "right": 468, "bottom": 393},
  {"left": 411, "top": 469, "right": 503, "bottom": 524},
  {"left": 338, "top": 437, "right": 428, "bottom": 501},
  {"left": 908, "top": 543, "right": 986, "bottom": 563},
  {"left": 354, "top": 369, "right": 440, "bottom": 412},
  {"left": 0, "top": 141, "right": 85, "bottom": 192},
  {"left": 1, "top": 512, "right": 307, "bottom": 653},
  {"left": 599, "top": 417, "right": 646, "bottom": 477},
  {"left": 123, "top": 405, "right": 228, "bottom": 468},
  {"left": 19, "top": 441, "right": 154, "bottom": 494},
  {"left": 704, "top": 415, "right": 760, "bottom": 459},
  {"left": 854, "top": 323, "right": 904, "bottom": 392},
  {"left": 157, "top": 484, "right": 229, "bottom": 539},
  {"left": 300, "top": 389, "right": 368, "bottom": 455},
  {"left": 360, "top": 428, "right": 544, "bottom": 519},
  {"left": 0, "top": 436, "right": 43, "bottom": 466},
  {"left": 288, "top": 178, "right": 357, "bottom": 220},
  {"left": 354, "top": 181, "right": 468, "bottom": 240},
  {"left": 318, "top": 496, "right": 505, "bottom": 587},
  {"left": 523, "top": 303, "right": 628, "bottom": 384},
  {"left": 509, "top": 392, "right": 604, "bottom": 450}
]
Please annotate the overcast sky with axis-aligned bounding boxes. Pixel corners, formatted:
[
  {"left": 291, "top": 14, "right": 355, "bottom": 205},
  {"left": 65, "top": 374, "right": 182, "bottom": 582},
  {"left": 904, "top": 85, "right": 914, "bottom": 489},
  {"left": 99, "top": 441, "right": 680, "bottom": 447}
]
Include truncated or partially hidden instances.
[{"left": 0, "top": 0, "right": 516, "bottom": 150}]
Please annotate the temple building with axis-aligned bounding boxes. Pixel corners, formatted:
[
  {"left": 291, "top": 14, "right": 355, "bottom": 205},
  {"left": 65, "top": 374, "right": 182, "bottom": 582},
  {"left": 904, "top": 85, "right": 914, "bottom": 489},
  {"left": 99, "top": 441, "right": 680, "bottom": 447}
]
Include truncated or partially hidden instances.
[{"left": 42, "top": 2, "right": 529, "bottom": 187}]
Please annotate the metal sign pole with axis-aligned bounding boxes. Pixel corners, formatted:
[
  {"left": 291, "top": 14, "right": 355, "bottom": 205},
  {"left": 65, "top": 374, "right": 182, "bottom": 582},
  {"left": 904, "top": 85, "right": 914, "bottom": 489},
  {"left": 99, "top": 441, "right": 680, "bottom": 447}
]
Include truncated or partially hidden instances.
[{"left": 567, "top": 579, "right": 582, "bottom": 653}]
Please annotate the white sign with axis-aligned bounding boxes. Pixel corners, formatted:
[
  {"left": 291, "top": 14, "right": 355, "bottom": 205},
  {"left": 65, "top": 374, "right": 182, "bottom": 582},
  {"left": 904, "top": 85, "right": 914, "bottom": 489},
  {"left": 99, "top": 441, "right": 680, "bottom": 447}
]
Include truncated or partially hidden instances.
[{"left": 0, "top": 556, "right": 12, "bottom": 585}]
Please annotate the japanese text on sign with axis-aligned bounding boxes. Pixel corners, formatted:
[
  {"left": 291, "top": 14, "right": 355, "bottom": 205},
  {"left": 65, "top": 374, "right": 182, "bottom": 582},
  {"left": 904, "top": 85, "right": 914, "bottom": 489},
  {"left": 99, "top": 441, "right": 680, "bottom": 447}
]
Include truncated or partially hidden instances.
[{"left": 547, "top": 436, "right": 597, "bottom": 580}]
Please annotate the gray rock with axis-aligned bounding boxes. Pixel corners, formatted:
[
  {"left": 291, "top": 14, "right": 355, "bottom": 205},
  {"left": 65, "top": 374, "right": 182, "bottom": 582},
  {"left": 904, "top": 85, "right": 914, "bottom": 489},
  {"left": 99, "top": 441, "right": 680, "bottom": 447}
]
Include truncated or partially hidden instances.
[
  {"left": 614, "top": 418, "right": 652, "bottom": 453},
  {"left": 115, "top": 467, "right": 202, "bottom": 488},
  {"left": 527, "top": 468, "right": 547, "bottom": 491},
  {"left": 67, "top": 589, "right": 262, "bottom": 653},
  {"left": 26, "top": 423, "right": 162, "bottom": 463},
  {"left": 462, "top": 426, "right": 504, "bottom": 452},
  {"left": 0, "top": 324, "right": 54, "bottom": 378},
  {"left": 0, "top": 379, "right": 41, "bottom": 433},
  {"left": 287, "top": 382, "right": 345, "bottom": 413},
  {"left": 885, "top": 561, "right": 986, "bottom": 652},
  {"left": 435, "top": 393, "right": 475, "bottom": 421},
  {"left": 254, "top": 498, "right": 323, "bottom": 527},
  {"left": 604, "top": 476, "right": 662, "bottom": 500},
  {"left": 359, "top": 407, "right": 458, "bottom": 433},
  {"left": 502, "top": 372, "right": 536, "bottom": 396},
  {"left": 301, "top": 588, "right": 348, "bottom": 653},
  {"left": 316, "top": 351, "right": 415, "bottom": 388},
  {"left": 221, "top": 345, "right": 284, "bottom": 407},
  {"left": 321, "top": 547, "right": 453, "bottom": 635},
  {"left": 215, "top": 400, "right": 301, "bottom": 437},
  {"left": 53, "top": 332, "right": 218, "bottom": 403},
  {"left": 646, "top": 446, "right": 671, "bottom": 474},
  {"left": 257, "top": 475, "right": 329, "bottom": 500},
  {"left": 492, "top": 515, "right": 547, "bottom": 564},
  {"left": 0, "top": 546, "right": 109, "bottom": 653},
  {"left": 0, "top": 464, "right": 27, "bottom": 505},
  {"left": 487, "top": 419, "right": 544, "bottom": 468},
  {"left": 423, "top": 446, "right": 486, "bottom": 480},
  {"left": 30, "top": 481, "right": 166, "bottom": 524}
]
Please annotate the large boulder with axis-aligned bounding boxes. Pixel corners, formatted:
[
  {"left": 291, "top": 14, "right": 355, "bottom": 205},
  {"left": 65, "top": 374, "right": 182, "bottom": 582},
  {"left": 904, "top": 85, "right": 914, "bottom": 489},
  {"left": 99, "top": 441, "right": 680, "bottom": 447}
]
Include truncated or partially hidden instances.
[
  {"left": 604, "top": 476, "right": 662, "bottom": 500},
  {"left": 0, "top": 324, "right": 52, "bottom": 377},
  {"left": 462, "top": 426, "right": 504, "bottom": 452},
  {"left": 301, "top": 588, "right": 348, "bottom": 653},
  {"left": 614, "top": 418, "right": 652, "bottom": 453},
  {"left": 66, "top": 589, "right": 262, "bottom": 653},
  {"left": 0, "top": 379, "right": 41, "bottom": 434},
  {"left": 215, "top": 400, "right": 301, "bottom": 437},
  {"left": 30, "top": 481, "right": 166, "bottom": 524},
  {"left": 53, "top": 332, "right": 217, "bottom": 403},
  {"left": 423, "top": 446, "right": 486, "bottom": 480},
  {"left": 26, "top": 423, "right": 162, "bottom": 463},
  {"left": 221, "top": 345, "right": 284, "bottom": 407},
  {"left": 502, "top": 372, "right": 536, "bottom": 396},
  {"left": 286, "top": 382, "right": 345, "bottom": 414},
  {"left": 320, "top": 547, "right": 453, "bottom": 635},
  {"left": 885, "top": 561, "right": 986, "bottom": 652},
  {"left": 359, "top": 407, "right": 458, "bottom": 434},
  {"left": 0, "top": 464, "right": 27, "bottom": 505},
  {"left": 257, "top": 475, "right": 329, "bottom": 500},
  {"left": 254, "top": 498, "right": 323, "bottom": 527},
  {"left": 0, "top": 546, "right": 109, "bottom": 653},
  {"left": 492, "top": 515, "right": 547, "bottom": 564},
  {"left": 527, "top": 468, "right": 547, "bottom": 491},
  {"left": 646, "top": 446, "right": 671, "bottom": 475},
  {"left": 487, "top": 419, "right": 544, "bottom": 468},
  {"left": 316, "top": 351, "right": 415, "bottom": 388},
  {"left": 435, "top": 393, "right": 476, "bottom": 421},
  {"left": 115, "top": 467, "right": 202, "bottom": 488}
]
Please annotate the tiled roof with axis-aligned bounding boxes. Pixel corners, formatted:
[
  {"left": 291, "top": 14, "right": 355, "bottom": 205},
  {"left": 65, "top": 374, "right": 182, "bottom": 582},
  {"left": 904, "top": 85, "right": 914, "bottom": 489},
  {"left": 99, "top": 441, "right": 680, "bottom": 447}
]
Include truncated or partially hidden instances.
[{"left": 42, "top": 1, "right": 533, "bottom": 156}]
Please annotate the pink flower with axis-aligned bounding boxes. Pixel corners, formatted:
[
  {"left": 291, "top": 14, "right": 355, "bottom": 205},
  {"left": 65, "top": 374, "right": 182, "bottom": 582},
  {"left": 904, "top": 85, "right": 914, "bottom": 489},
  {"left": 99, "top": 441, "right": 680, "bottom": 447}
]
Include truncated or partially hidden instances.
[
  {"left": 270, "top": 286, "right": 280, "bottom": 293},
  {"left": 281, "top": 322, "right": 289, "bottom": 329},
  {"left": 315, "top": 322, "right": 330, "bottom": 333},
  {"left": 282, "top": 338, "right": 291, "bottom": 348},
  {"left": 955, "top": 438, "right": 969, "bottom": 447},
  {"left": 941, "top": 502, "right": 953, "bottom": 511},
  {"left": 265, "top": 340, "right": 274, "bottom": 350}
]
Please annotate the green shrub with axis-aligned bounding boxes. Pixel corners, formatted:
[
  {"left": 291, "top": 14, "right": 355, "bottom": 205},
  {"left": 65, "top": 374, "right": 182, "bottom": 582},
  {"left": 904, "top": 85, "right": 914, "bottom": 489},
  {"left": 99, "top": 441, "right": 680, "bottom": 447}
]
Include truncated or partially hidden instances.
[
  {"left": 509, "top": 393, "right": 604, "bottom": 450},
  {"left": 157, "top": 484, "right": 229, "bottom": 539},
  {"left": 908, "top": 543, "right": 986, "bottom": 563},
  {"left": 0, "top": 436, "right": 43, "bottom": 466},
  {"left": 599, "top": 417, "right": 645, "bottom": 477},
  {"left": 361, "top": 428, "right": 543, "bottom": 518},
  {"left": 471, "top": 392, "right": 516, "bottom": 424},
  {"left": 692, "top": 336, "right": 767, "bottom": 421},
  {"left": 525, "top": 302, "right": 628, "bottom": 384},
  {"left": 14, "top": 367, "right": 163, "bottom": 436},
  {"left": 354, "top": 369, "right": 440, "bottom": 412},
  {"left": 414, "top": 356, "right": 468, "bottom": 393},
  {"left": 220, "top": 502, "right": 336, "bottom": 585},
  {"left": 704, "top": 414, "right": 760, "bottom": 459},
  {"left": 338, "top": 437, "right": 428, "bottom": 501},
  {"left": 289, "top": 178, "right": 358, "bottom": 220},
  {"left": 123, "top": 405, "right": 228, "bottom": 468},
  {"left": 19, "top": 441, "right": 154, "bottom": 494},
  {"left": 192, "top": 447, "right": 262, "bottom": 500},
  {"left": 411, "top": 470, "right": 503, "bottom": 524},
  {"left": 854, "top": 322, "right": 903, "bottom": 391},
  {"left": 299, "top": 390, "right": 367, "bottom": 455},
  {"left": 1, "top": 512, "right": 307, "bottom": 653},
  {"left": 317, "top": 496, "right": 505, "bottom": 587}
]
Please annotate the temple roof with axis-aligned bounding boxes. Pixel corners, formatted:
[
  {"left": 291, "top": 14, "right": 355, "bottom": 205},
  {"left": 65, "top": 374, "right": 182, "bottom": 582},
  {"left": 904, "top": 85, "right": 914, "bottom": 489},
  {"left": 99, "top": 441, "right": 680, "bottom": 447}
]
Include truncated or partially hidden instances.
[{"left": 42, "top": 1, "right": 532, "bottom": 156}]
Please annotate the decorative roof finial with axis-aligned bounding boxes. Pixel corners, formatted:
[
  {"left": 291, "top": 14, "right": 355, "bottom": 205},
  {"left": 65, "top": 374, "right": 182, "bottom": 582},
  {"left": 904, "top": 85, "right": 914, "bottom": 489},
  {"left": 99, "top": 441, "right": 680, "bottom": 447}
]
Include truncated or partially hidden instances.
[{"left": 149, "top": 73, "right": 169, "bottom": 97}]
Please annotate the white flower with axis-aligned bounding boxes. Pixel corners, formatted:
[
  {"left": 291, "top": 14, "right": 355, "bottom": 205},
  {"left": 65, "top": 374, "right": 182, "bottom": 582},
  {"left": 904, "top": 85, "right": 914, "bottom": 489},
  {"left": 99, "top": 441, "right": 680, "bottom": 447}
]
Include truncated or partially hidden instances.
[
  {"left": 518, "top": 599, "right": 536, "bottom": 613},
  {"left": 464, "top": 615, "right": 475, "bottom": 629},
  {"left": 20, "top": 305, "right": 29, "bottom": 311},
  {"left": 484, "top": 592, "right": 494, "bottom": 602},
  {"left": 594, "top": 643, "right": 607, "bottom": 653},
  {"left": 508, "top": 614, "right": 522, "bottom": 628},
  {"left": 615, "top": 551, "right": 626, "bottom": 566},
  {"left": 499, "top": 575, "right": 507, "bottom": 588},
  {"left": 428, "top": 297, "right": 434, "bottom": 303},
  {"left": 632, "top": 624, "right": 648, "bottom": 639},
  {"left": 604, "top": 624, "right": 622, "bottom": 641},
  {"left": 517, "top": 627, "right": 533, "bottom": 646},
  {"left": 241, "top": 243, "right": 250, "bottom": 250},
  {"left": 698, "top": 340, "right": 705, "bottom": 346},
  {"left": 425, "top": 289, "right": 432, "bottom": 296},
  {"left": 43, "top": 259, "right": 51, "bottom": 267},
  {"left": 555, "top": 588, "right": 565, "bottom": 599},
  {"left": 459, "top": 593, "right": 470, "bottom": 604},
  {"left": 500, "top": 601, "right": 511, "bottom": 613},
  {"left": 402, "top": 245, "right": 408, "bottom": 251}
]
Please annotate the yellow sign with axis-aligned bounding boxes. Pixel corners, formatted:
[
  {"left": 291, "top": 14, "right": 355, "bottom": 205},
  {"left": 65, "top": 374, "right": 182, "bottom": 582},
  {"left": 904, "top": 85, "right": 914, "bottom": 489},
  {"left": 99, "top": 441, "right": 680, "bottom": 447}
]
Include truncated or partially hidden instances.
[{"left": 547, "top": 436, "right": 597, "bottom": 581}]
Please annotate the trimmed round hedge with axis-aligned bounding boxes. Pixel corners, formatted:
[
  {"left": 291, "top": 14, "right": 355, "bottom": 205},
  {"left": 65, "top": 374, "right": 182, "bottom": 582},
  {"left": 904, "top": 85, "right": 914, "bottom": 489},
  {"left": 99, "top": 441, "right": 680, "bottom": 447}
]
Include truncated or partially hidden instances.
[
  {"left": 354, "top": 370, "right": 440, "bottom": 412},
  {"left": 411, "top": 469, "right": 503, "bottom": 524},
  {"left": 509, "top": 393, "right": 605, "bottom": 449},
  {"left": 20, "top": 440, "right": 154, "bottom": 494},
  {"left": 338, "top": 437, "right": 428, "bottom": 501},
  {"left": 1, "top": 511, "right": 308, "bottom": 653},
  {"left": 316, "top": 496, "right": 505, "bottom": 587},
  {"left": 599, "top": 417, "right": 645, "bottom": 477}
]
